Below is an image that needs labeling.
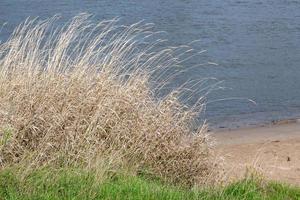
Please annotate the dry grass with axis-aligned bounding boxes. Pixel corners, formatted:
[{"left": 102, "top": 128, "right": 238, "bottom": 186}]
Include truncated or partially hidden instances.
[{"left": 0, "top": 14, "right": 218, "bottom": 186}]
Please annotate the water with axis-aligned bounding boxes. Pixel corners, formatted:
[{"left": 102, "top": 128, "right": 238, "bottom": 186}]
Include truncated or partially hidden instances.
[{"left": 1, "top": 0, "right": 300, "bottom": 130}]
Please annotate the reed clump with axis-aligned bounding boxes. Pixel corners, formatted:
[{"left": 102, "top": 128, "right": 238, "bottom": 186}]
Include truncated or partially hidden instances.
[{"left": 0, "top": 14, "right": 217, "bottom": 186}]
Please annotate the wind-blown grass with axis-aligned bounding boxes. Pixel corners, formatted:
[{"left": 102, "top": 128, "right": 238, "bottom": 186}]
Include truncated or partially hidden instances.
[{"left": 0, "top": 14, "right": 218, "bottom": 187}]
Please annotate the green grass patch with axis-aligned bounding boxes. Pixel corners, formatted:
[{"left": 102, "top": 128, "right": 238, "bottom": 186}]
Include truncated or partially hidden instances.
[{"left": 0, "top": 168, "right": 299, "bottom": 200}]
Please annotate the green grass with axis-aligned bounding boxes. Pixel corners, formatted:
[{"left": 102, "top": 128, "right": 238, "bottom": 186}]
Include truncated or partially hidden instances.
[{"left": 0, "top": 168, "right": 299, "bottom": 200}]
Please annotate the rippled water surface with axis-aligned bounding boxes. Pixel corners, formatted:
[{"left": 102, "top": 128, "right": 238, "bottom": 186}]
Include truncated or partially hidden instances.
[{"left": 1, "top": 0, "right": 300, "bottom": 129}]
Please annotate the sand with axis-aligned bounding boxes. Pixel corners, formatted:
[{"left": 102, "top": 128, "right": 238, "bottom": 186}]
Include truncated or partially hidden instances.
[{"left": 213, "top": 122, "right": 300, "bottom": 186}]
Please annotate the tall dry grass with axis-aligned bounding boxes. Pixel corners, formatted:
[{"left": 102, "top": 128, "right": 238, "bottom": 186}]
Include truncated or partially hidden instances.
[{"left": 0, "top": 14, "right": 218, "bottom": 186}]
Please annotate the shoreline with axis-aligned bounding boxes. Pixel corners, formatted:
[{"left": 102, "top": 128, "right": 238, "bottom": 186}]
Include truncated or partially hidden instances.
[
  {"left": 213, "top": 121, "right": 300, "bottom": 145},
  {"left": 213, "top": 122, "right": 300, "bottom": 185},
  {"left": 208, "top": 117, "right": 300, "bottom": 132}
]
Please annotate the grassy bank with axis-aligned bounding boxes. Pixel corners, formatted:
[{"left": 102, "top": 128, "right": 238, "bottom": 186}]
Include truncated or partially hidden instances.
[
  {"left": 0, "top": 14, "right": 216, "bottom": 187},
  {"left": 1, "top": 168, "right": 300, "bottom": 200}
]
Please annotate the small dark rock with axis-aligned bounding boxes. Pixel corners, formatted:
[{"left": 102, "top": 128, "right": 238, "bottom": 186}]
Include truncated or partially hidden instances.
[{"left": 272, "top": 140, "right": 280, "bottom": 143}]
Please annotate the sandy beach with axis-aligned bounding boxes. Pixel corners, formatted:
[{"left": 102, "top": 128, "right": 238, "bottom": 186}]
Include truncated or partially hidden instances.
[{"left": 213, "top": 122, "right": 300, "bottom": 186}]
